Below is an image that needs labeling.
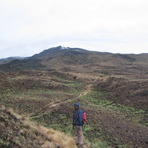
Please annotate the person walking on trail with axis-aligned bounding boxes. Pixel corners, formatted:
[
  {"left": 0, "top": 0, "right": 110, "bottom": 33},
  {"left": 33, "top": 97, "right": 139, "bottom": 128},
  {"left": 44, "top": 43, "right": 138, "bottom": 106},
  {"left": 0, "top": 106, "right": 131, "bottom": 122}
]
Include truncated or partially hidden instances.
[{"left": 73, "top": 102, "right": 84, "bottom": 147}]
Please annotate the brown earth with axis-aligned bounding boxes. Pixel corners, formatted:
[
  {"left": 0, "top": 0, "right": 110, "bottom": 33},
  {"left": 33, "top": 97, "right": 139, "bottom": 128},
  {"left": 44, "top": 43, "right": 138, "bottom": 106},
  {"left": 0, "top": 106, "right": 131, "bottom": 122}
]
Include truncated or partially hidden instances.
[
  {"left": 42, "top": 99, "right": 148, "bottom": 148},
  {"left": 1, "top": 47, "right": 148, "bottom": 80},
  {"left": 94, "top": 77, "right": 148, "bottom": 111},
  {"left": 0, "top": 47, "right": 148, "bottom": 148},
  {"left": 87, "top": 106, "right": 148, "bottom": 148},
  {"left": 0, "top": 70, "right": 148, "bottom": 148}
]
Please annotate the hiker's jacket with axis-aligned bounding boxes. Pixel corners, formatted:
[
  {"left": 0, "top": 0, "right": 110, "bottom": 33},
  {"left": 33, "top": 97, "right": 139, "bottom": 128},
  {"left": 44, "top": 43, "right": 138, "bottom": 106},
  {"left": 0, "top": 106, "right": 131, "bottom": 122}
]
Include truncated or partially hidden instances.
[{"left": 73, "top": 109, "right": 83, "bottom": 126}]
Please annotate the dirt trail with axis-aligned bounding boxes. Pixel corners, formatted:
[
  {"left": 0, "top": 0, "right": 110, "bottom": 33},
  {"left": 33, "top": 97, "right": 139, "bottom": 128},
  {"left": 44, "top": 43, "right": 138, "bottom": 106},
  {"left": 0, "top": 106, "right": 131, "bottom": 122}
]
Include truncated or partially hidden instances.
[
  {"left": 31, "top": 83, "right": 93, "bottom": 118},
  {"left": 30, "top": 81, "right": 148, "bottom": 148},
  {"left": 30, "top": 100, "right": 70, "bottom": 117},
  {"left": 78, "top": 84, "right": 93, "bottom": 97}
]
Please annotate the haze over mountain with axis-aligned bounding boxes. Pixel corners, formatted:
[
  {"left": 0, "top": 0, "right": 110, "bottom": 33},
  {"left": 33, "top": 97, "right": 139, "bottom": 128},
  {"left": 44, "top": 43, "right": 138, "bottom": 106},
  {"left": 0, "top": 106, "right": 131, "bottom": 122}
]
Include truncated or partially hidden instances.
[{"left": 0, "top": 57, "right": 27, "bottom": 65}]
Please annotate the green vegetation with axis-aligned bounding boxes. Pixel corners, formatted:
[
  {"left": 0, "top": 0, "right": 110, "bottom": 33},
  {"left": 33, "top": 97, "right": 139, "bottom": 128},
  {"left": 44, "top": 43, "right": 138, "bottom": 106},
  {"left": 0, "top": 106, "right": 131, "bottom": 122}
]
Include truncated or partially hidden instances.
[
  {"left": 32, "top": 111, "right": 73, "bottom": 141},
  {"left": 118, "top": 145, "right": 133, "bottom": 148},
  {"left": 0, "top": 139, "right": 9, "bottom": 148},
  {"left": 7, "top": 75, "right": 27, "bottom": 81},
  {"left": 91, "top": 141, "right": 112, "bottom": 148},
  {"left": 32, "top": 110, "right": 114, "bottom": 148},
  {"left": 0, "top": 74, "right": 84, "bottom": 114},
  {"left": 0, "top": 72, "right": 147, "bottom": 148},
  {"left": 80, "top": 90, "right": 146, "bottom": 125}
]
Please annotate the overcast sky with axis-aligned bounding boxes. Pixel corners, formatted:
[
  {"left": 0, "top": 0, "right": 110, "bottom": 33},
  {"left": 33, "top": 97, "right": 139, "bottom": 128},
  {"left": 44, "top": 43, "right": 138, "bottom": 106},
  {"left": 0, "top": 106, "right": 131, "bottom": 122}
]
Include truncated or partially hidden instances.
[{"left": 0, "top": 0, "right": 148, "bottom": 58}]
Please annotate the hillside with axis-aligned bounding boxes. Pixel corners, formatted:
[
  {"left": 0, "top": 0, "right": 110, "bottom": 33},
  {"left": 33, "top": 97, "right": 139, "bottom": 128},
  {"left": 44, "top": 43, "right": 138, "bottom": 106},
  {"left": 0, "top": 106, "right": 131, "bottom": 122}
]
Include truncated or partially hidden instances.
[
  {"left": 0, "top": 46, "right": 148, "bottom": 79},
  {"left": 0, "top": 105, "right": 76, "bottom": 148},
  {"left": 0, "top": 57, "right": 26, "bottom": 65},
  {"left": 0, "top": 46, "right": 148, "bottom": 148},
  {"left": 0, "top": 70, "right": 148, "bottom": 148}
]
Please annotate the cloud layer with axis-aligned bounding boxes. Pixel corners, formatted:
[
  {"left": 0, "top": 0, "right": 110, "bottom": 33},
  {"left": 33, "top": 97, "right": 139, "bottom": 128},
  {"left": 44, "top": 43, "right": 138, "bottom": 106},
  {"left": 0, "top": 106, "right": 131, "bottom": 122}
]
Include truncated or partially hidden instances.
[{"left": 0, "top": 0, "right": 148, "bottom": 58}]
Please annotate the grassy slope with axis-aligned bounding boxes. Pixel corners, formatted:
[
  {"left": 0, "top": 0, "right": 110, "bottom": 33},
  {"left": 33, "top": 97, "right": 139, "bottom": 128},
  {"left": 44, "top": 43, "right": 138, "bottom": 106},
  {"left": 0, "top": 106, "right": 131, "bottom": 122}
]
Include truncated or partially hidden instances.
[
  {"left": 0, "top": 106, "right": 76, "bottom": 148},
  {"left": 0, "top": 71, "right": 148, "bottom": 148}
]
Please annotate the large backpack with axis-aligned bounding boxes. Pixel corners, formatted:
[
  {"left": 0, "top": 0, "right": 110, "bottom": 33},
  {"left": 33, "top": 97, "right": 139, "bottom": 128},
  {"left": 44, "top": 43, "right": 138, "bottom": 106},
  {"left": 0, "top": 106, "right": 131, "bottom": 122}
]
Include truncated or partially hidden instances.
[{"left": 82, "top": 112, "right": 86, "bottom": 124}]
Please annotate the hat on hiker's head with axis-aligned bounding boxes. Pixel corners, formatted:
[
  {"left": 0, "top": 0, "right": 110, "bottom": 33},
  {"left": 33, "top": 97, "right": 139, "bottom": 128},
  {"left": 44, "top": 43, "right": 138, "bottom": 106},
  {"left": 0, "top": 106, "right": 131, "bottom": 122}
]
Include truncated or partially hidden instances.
[{"left": 74, "top": 102, "right": 80, "bottom": 108}]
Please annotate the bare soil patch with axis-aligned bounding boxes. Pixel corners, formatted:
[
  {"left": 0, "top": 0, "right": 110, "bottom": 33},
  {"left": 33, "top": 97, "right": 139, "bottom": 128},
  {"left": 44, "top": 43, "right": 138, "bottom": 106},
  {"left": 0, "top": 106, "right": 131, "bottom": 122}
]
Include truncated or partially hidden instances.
[{"left": 95, "top": 77, "right": 148, "bottom": 111}]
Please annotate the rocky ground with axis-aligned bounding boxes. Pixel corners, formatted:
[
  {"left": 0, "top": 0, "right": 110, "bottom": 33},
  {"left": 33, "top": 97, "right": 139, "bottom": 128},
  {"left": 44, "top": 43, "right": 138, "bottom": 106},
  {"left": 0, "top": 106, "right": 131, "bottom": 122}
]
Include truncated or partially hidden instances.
[{"left": 0, "top": 70, "right": 148, "bottom": 148}]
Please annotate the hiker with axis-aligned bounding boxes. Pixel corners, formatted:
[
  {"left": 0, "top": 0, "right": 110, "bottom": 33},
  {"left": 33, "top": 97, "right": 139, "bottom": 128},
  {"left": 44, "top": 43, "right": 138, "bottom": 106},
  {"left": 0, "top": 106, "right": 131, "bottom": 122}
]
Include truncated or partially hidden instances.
[{"left": 73, "top": 102, "right": 84, "bottom": 147}]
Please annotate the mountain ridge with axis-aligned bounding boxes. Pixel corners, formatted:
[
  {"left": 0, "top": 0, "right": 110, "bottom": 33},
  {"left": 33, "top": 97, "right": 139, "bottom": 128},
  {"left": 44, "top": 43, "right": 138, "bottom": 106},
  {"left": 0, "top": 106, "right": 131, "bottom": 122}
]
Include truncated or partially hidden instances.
[
  {"left": 0, "top": 46, "right": 148, "bottom": 79},
  {"left": 0, "top": 46, "right": 148, "bottom": 62}
]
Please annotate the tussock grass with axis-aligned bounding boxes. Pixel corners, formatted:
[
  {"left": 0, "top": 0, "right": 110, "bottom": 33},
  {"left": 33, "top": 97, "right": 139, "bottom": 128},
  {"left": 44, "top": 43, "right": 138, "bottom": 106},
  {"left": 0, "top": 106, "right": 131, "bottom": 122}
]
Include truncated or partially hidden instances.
[
  {"left": 1, "top": 107, "right": 77, "bottom": 148},
  {"left": 23, "top": 120, "right": 77, "bottom": 148},
  {"left": 21, "top": 115, "right": 77, "bottom": 148}
]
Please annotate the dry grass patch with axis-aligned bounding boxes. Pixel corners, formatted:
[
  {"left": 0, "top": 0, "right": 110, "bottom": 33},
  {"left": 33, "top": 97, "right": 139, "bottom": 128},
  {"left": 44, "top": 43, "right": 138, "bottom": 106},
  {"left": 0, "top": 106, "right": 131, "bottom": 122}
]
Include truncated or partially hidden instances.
[{"left": 0, "top": 106, "right": 77, "bottom": 148}]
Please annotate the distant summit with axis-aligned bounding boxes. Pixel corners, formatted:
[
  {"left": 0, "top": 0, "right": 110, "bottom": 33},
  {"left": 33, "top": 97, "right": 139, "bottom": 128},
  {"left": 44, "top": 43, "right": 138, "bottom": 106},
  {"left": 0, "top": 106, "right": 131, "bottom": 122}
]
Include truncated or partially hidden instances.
[
  {"left": 0, "top": 46, "right": 148, "bottom": 79},
  {"left": 59, "top": 46, "right": 70, "bottom": 50},
  {"left": 32, "top": 46, "right": 89, "bottom": 59}
]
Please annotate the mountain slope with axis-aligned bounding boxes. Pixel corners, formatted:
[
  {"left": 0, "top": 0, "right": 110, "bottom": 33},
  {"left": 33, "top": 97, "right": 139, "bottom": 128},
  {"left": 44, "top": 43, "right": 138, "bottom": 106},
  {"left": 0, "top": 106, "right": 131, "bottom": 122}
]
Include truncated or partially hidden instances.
[
  {"left": 0, "top": 70, "right": 148, "bottom": 148},
  {"left": 0, "top": 57, "right": 26, "bottom": 65},
  {"left": 0, "top": 59, "right": 46, "bottom": 72},
  {"left": 0, "top": 46, "right": 148, "bottom": 79}
]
